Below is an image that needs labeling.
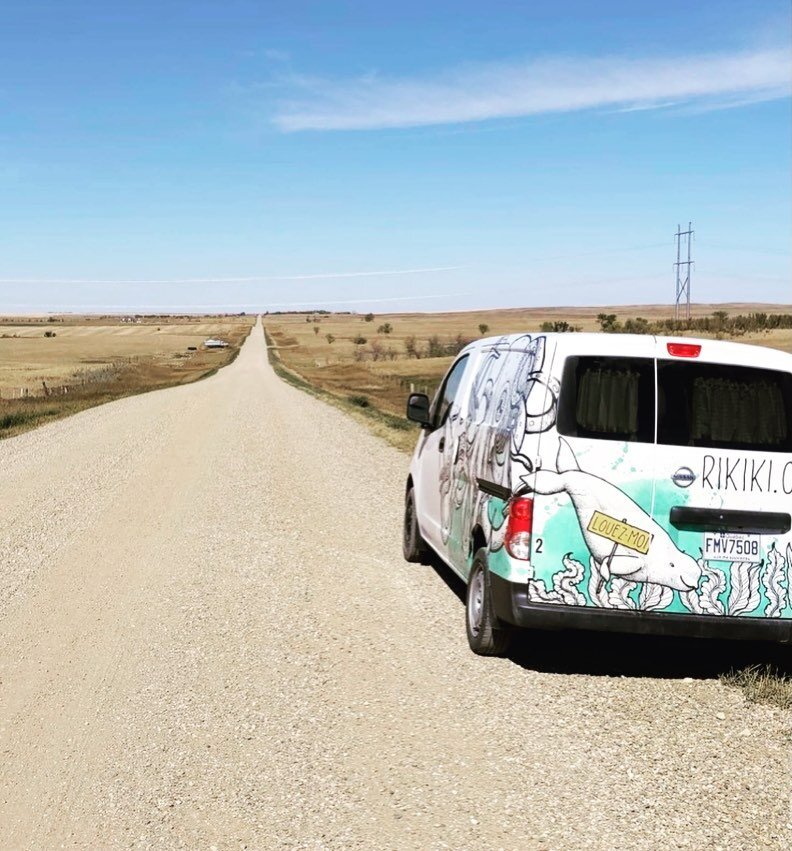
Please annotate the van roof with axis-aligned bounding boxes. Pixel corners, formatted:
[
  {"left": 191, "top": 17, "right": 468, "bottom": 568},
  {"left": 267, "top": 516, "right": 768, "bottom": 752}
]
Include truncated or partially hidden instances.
[{"left": 469, "top": 332, "right": 792, "bottom": 371}]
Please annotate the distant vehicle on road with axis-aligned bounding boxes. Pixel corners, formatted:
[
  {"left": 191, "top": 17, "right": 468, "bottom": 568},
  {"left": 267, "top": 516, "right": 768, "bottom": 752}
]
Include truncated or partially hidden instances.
[
  {"left": 204, "top": 338, "right": 229, "bottom": 349},
  {"left": 404, "top": 333, "right": 792, "bottom": 655}
]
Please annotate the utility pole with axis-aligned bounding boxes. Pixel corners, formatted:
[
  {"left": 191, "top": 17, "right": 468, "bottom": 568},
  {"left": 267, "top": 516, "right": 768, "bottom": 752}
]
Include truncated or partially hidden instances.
[{"left": 674, "top": 222, "right": 693, "bottom": 322}]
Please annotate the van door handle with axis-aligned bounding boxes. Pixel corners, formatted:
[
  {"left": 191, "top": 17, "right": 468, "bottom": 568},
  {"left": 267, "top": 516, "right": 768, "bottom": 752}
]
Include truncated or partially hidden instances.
[{"left": 438, "top": 437, "right": 445, "bottom": 452}]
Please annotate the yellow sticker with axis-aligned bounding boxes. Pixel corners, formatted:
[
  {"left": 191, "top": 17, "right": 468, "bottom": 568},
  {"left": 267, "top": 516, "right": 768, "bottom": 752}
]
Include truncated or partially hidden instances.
[{"left": 586, "top": 510, "right": 653, "bottom": 555}]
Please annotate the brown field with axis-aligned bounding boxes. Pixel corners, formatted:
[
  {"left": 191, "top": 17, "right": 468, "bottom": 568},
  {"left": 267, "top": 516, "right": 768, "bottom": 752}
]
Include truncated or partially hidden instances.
[
  {"left": 264, "top": 303, "right": 792, "bottom": 452},
  {"left": 0, "top": 315, "right": 253, "bottom": 437}
]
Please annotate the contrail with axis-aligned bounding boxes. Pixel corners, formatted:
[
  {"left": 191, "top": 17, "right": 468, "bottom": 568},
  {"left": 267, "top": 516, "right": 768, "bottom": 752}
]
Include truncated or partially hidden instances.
[
  {"left": 0, "top": 266, "right": 461, "bottom": 285},
  {"left": 2, "top": 292, "right": 472, "bottom": 311}
]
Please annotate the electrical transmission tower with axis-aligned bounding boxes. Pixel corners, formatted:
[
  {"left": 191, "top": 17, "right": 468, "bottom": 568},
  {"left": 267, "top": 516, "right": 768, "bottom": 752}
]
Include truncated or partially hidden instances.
[{"left": 674, "top": 222, "right": 694, "bottom": 321}]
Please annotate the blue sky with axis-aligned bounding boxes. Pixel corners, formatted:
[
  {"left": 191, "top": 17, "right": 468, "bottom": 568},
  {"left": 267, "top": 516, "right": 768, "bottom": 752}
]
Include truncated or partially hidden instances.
[{"left": 0, "top": 0, "right": 790, "bottom": 313}]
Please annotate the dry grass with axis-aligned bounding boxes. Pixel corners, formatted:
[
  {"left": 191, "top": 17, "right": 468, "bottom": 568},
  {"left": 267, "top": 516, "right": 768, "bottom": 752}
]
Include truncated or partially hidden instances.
[
  {"left": 264, "top": 303, "right": 792, "bottom": 453},
  {"left": 721, "top": 665, "right": 792, "bottom": 710},
  {"left": 0, "top": 316, "right": 252, "bottom": 389},
  {"left": 0, "top": 315, "right": 253, "bottom": 437},
  {"left": 264, "top": 328, "right": 415, "bottom": 452}
]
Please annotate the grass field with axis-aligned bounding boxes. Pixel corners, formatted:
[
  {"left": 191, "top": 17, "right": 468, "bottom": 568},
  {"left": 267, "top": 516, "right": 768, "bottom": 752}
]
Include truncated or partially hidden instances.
[
  {"left": 0, "top": 315, "right": 253, "bottom": 437},
  {"left": 264, "top": 303, "right": 792, "bottom": 452}
]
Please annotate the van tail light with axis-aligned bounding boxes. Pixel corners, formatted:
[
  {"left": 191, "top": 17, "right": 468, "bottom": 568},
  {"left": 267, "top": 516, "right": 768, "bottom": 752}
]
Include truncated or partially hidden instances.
[
  {"left": 505, "top": 496, "right": 534, "bottom": 560},
  {"left": 666, "top": 342, "right": 701, "bottom": 358}
]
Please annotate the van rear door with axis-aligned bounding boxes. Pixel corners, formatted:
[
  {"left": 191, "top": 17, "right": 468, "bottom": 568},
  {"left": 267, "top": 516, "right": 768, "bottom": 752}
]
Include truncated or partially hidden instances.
[
  {"left": 652, "top": 340, "right": 792, "bottom": 619},
  {"left": 529, "top": 336, "right": 662, "bottom": 604}
]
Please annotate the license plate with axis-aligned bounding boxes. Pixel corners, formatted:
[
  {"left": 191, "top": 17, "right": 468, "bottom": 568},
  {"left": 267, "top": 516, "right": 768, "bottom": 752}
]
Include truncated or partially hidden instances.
[{"left": 702, "top": 532, "right": 762, "bottom": 561}]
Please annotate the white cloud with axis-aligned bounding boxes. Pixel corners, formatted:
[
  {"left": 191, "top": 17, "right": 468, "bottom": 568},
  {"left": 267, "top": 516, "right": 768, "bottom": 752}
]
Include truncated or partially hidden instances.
[
  {"left": 272, "top": 47, "right": 792, "bottom": 131},
  {"left": 0, "top": 266, "right": 461, "bottom": 285}
]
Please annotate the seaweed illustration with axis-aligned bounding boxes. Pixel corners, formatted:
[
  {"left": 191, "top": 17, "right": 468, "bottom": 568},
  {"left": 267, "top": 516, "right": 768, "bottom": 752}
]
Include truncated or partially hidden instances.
[
  {"left": 698, "top": 565, "right": 727, "bottom": 615},
  {"left": 607, "top": 577, "right": 638, "bottom": 610},
  {"left": 727, "top": 560, "right": 763, "bottom": 616},
  {"left": 678, "top": 563, "right": 726, "bottom": 615},
  {"left": 527, "top": 553, "right": 586, "bottom": 606},
  {"left": 553, "top": 553, "right": 587, "bottom": 606},
  {"left": 638, "top": 582, "right": 673, "bottom": 612},
  {"left": 538, "top": 547, "right": 790, "bottom": 619},
  {"left": 762, "top": 545, "right": 787, "bottom": 617},
  {"left": 586, "top": 556, "right": 610, "bottom": 608}
]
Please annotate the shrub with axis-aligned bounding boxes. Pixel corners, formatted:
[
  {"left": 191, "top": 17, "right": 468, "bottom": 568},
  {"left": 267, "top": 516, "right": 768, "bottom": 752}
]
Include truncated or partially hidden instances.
[
  {"left": 326, "top": 333, "right": 335, "bottom": 344},
  {"left": 364, "top": 313, "right": 375, "bottom": 322},
  {"left": 0, "top": 412, "right": 29, "bottom": 431},
  {"left": 597, "top": 313, "right": 621, "bottom": 332},
  {"left": 353, "top": 335, "right": 367, "bottom": 345},
  {"left": 541, "top": 320, "right": 579, "bottom": 333},
  {"left": 313, "top": 326, "right": 320, "bottom": 335},
  {"left": 44, "top": 330, "right": 57, "bottom": 337},
  {"left": 623, "top": 317, "right": 650, "bottom": 334},
  {"left": 478, "top": 323, "right": 489, "bottom": 335},
  {"left": 377, "top": 322, "right": 393, "bottom": 334},
  {"left": 348, "top": 395, "right": 370, "bottom": 408},
  {"left": 404, "top": 335, "right": 420, "bottom": 358}
]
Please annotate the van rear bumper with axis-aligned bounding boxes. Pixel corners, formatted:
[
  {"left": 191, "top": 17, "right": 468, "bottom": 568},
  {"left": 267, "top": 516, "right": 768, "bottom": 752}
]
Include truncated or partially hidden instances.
[{"left": 490, "top": 573, "right": 792, "bottom": 643}]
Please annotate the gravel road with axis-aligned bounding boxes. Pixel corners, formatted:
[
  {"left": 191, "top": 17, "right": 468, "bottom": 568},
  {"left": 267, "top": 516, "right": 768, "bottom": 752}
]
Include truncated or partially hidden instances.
[{"left": 0, "top": 318, "right": 789, "bottom": 850}]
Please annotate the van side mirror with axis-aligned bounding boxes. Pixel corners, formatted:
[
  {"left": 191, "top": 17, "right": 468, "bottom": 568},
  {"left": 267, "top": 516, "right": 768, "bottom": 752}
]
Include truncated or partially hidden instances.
[{"left": 406, "top": 393, "right": 431, "bottom": 427}]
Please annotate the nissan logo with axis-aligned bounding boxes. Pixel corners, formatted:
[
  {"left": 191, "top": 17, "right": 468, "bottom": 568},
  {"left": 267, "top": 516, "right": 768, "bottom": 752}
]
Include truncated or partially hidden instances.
[{"left": 672, "top": 467, "right": 696, "bottom": 488}]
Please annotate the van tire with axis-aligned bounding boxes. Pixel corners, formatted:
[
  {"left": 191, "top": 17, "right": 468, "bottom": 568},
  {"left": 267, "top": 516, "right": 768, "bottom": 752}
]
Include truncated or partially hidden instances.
[
  {"left": 466, "top": 550, "right": 512, "bottom": 656},
  {"left": 403, "top": 486, "right": 430, "bottom": 564}
]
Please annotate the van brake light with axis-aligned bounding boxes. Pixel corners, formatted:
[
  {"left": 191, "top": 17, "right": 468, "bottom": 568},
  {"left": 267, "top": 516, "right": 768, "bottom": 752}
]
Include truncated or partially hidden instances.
[
  {"left": 667, "top": 342, "right": 701, "bottom": 358},
  {"left": 505, "top": 496, "right": 534, "bottom": 560}
]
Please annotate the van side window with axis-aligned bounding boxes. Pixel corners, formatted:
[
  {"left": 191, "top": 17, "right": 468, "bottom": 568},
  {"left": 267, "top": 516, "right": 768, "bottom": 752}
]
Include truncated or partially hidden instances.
[
  {"left": 433, "top": 355, "right": 470, "bottom": 428},
  {"left": 558, "top": 356, "right": 655, "bottom": 443}
]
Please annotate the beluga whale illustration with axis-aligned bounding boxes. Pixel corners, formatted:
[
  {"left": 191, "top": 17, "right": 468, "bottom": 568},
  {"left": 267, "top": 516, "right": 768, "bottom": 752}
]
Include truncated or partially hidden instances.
[{"left": 523, "top": 439, "right": 701, "bottom": 592}]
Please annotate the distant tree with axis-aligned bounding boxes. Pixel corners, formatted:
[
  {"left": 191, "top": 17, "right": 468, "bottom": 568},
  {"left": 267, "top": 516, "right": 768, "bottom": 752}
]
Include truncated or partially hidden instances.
[
  {"left": 404, "top": 335, "right": 419, "bottom": 358},
  {"left": 353, "top": 335, "right": 367, "bottom": 345},
  {"left": 623, "top": 316, "right": 650, "bottom": 334},
  {"left": 478, "top": 323, "right": 489, "bottom": 335},
  {"left": 325, "top": 333, "right": 335, "bottom": 344},
  {"left": 377, "top": 322, "right": 393, "bottom": 334},
  {"left": 364, "top": 313, "right": 375, "bottom": 322},
  {"left": 597, "top": 313, "right": 620, "bottom": 333}
]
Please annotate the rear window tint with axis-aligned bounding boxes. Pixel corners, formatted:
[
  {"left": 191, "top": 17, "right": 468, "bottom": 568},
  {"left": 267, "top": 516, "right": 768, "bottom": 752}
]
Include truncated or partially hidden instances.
[
  {"left": 657, "top": 360, "right": 792, "bottom": 452},
  {"left": 558, "top": 356, "right": 655, "bottom": 443},
  {"left": 558, "top": 355, "right": 792, "bottom": 452}
]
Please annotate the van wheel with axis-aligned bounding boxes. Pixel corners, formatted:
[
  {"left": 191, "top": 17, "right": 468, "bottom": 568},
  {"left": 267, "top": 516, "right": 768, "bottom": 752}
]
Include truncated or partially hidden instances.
[
  {"left": 403, "top": 486, "right": 430, "bottom": 564},
  {"left": 466, "top": 550, "right": 512, "bottom": 656}
]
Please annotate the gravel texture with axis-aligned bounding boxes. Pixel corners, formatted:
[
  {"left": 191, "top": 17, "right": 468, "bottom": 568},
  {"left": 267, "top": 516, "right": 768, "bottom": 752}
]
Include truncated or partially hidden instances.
[{"left": 0, "top": 318, "right": 789, "bottom": 849}]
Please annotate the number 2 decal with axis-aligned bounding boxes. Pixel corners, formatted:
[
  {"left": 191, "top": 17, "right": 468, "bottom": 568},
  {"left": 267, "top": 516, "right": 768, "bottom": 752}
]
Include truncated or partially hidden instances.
[{"left": 534, "top": 537, "right": 543, "bottom": 554}]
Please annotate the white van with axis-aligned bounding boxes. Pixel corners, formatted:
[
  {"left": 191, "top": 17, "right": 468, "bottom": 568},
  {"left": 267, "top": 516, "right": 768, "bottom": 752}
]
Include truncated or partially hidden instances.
[{"left": 403, "top": 334, "right": 792, "bottom": 655}]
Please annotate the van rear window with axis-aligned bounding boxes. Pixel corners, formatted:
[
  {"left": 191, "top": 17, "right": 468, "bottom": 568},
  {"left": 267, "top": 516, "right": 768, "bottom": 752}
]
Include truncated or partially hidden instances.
[
  {"left": 558, "top": 356, "right": 792, "bottom": 452},
  {"left": 558, "top": 357, "right": 655, "bottom": 443},
  {"left": 657, "top": 360, "right": 792, "bottom": 452}
]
